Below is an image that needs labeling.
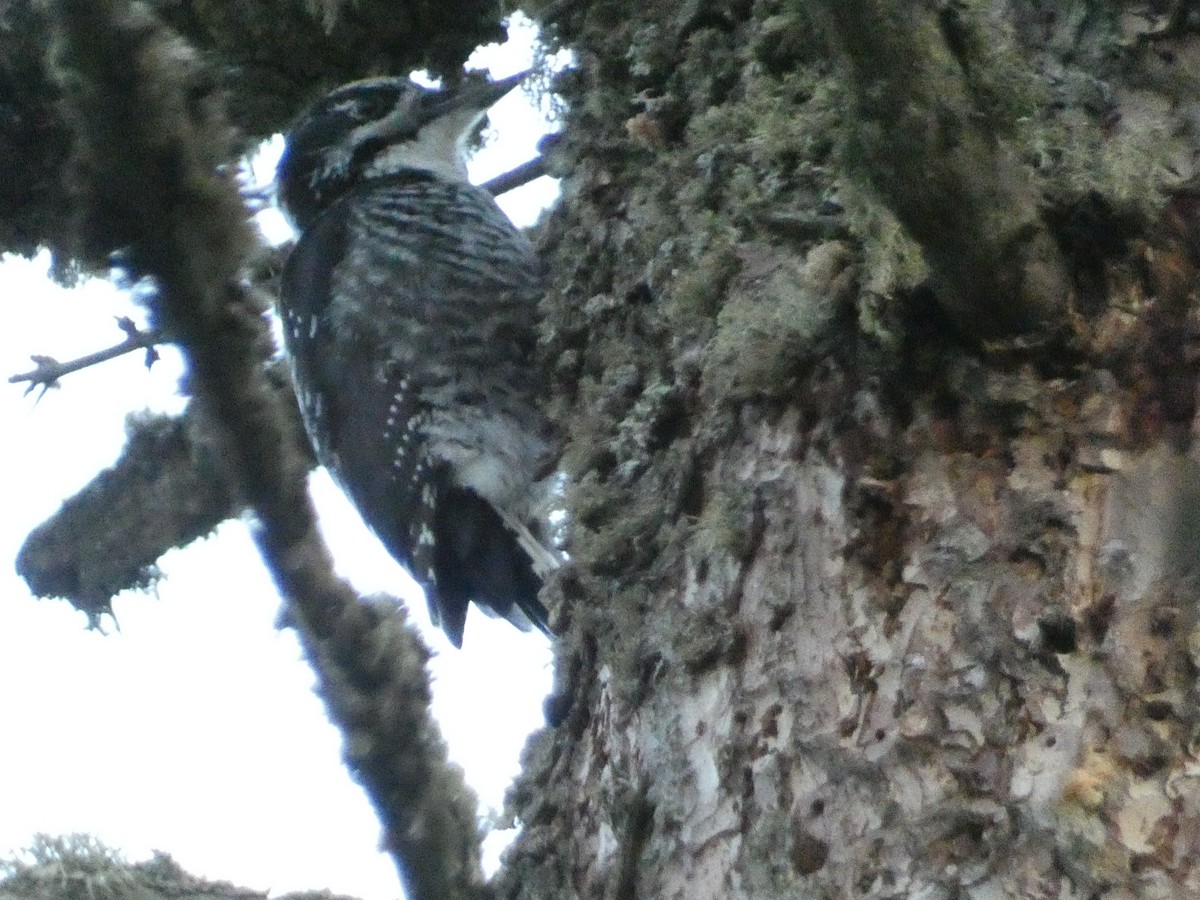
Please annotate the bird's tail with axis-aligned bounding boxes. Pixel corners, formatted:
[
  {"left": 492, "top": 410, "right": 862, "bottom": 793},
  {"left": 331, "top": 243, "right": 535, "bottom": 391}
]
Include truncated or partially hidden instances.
[{"left": 429, "top": 479, "right": 553, "bottom": 647}]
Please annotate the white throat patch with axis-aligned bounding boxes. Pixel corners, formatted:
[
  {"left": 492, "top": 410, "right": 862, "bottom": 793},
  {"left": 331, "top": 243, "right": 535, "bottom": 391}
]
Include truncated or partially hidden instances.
[{"left": 364, "top": 106, "right": 485, "bottom": 184}]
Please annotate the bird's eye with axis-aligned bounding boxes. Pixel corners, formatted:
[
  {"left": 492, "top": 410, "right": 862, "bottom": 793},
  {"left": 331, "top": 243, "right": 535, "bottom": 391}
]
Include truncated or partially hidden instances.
[
  {"left": 326, "top": 88, "right": 395, "bottom": 124},
  {"left": 328, "top": 96, "right": 361, "bottom": 117}
]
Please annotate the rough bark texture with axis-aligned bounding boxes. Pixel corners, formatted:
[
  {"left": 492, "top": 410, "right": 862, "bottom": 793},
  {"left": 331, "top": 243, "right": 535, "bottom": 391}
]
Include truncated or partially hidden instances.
[{"left": 495, "top": 1, "right": 1200, "bottom": 897}]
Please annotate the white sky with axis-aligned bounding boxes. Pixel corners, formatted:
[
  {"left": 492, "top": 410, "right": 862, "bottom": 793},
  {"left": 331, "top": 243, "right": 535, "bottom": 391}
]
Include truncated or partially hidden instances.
[{"left": 0, "top": 16, "right": 564, "bottom": 900}]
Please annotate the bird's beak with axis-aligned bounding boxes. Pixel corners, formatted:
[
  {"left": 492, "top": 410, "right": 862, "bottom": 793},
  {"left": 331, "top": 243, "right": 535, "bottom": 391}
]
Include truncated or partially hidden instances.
[
  {"left": 410, "top": 70, "right": 534, "bottom": 146},
  {"left": 457, "top": 70, "right": 532, "bottom": 112}
]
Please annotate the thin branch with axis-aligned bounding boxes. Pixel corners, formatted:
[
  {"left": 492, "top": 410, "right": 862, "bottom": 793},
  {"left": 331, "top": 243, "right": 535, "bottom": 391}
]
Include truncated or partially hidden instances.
[
  {"left": 482, "top": 153, "right": 549, "bottom": 197},
  {"left": 8, "top": 317, "right": 160, "bottom": 396}
]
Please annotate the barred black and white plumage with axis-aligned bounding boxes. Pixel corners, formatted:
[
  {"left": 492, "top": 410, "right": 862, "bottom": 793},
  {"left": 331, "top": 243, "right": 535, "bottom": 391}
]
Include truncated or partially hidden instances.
[{"left": 275, "top": 74, "right": 557, "bottom": 647}]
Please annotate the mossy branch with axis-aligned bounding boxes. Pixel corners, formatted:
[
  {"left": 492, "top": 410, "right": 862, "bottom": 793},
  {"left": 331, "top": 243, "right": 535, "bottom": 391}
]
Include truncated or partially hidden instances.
[{"left": 44, "top": 1, "right": 489, "bottom": 896}]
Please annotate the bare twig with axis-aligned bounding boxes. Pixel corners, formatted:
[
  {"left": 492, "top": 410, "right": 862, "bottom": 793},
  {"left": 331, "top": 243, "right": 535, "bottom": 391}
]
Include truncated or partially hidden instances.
[
  {"left": 9, "top": 317, "right": 161, "bottom": 396},
  {"left": 482, "top": 153, "right": 549, "bottom": 197}
]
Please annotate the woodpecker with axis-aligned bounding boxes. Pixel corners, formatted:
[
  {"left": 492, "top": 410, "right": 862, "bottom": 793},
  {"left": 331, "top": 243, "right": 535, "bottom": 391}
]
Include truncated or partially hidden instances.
[{"left": 275, "top": 72, "right": 557, "bottom": 647}]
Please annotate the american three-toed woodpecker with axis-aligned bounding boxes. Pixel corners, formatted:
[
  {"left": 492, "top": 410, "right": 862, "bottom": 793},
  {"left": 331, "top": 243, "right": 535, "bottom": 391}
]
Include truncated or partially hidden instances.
[{"left": 275, "top": 72, "right": 556, "bottom": 647}]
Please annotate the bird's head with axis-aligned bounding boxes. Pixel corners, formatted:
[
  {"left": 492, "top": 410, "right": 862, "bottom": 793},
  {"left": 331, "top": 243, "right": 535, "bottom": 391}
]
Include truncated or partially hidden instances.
[{"left": 277, "top": 71, "right": 528, "bottom": 231}]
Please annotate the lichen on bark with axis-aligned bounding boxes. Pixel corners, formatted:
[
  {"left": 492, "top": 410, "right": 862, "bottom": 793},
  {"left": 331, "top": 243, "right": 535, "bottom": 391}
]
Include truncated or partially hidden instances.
[{"left": 497, "top": 0, "right": 1200, "bottom": 897}]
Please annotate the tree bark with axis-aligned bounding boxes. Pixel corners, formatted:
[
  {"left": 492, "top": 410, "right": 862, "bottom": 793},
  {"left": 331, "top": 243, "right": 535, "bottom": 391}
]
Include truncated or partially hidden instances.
[{"left": 497, "top": 1, "right": 1200, "bottom": 896}]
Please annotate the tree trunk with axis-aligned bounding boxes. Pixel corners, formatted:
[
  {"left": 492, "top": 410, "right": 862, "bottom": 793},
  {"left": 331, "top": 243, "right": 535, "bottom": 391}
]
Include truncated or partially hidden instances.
[
  {"left": 12, "top": 0, "right": 1200, "bottom": 896},
  {"left": 497, "top": 1, "right": 1200, "bottom": 896}
]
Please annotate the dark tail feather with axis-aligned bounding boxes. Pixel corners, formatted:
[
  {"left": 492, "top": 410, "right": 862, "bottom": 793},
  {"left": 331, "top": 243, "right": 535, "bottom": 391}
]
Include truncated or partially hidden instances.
[{"left": 429, "top": 479, "right": 549, "bottom": 647}]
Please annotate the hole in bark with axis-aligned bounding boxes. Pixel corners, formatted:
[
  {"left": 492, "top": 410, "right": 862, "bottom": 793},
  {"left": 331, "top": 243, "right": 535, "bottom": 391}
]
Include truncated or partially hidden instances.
[
  {"left": 768, "top": 602, "right": 795, "bottom": 631},
  {"left": 1038, "top": 611, "right": 1078, "bottom": 653},
  {"left": 1084, "top": 593, "right": 1116, "bottom": 643},
  {"left": 810, "top": 798, "right": 825, "bottom": 816},
  {"left": 1150, "top": 612, "right": 1176, "bottom": 637},
  {"left": 1132, "top": 753, "right": 1168, "bottom": 778},
  {"left": 1131, "top": 852, "right": 1157, "bottom": 874},
  {"left": 761, "top": 703, "right": 782, "bottom": 738},
  {"left": 1044, "top": 192, "right": 1141, "bottom": 319},
  {"left": 626, "top": 281, "right": 654, "bottom": 305},
  {"left": 1009, "top": 546, "right": 1048, "bottom": 576},
  {"left": 1145, "top": 699, "right": 1173, "bottom": 720},
  {"left": 792, "top": 830, "right": 828, "bottom": 875},
  {"left": 1144, "top": 664, "right": 1167, "bottom": 694},
  {"left": 647, "top": 394, "right": 692, "bottom": 452}
]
